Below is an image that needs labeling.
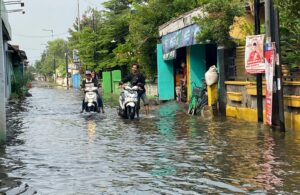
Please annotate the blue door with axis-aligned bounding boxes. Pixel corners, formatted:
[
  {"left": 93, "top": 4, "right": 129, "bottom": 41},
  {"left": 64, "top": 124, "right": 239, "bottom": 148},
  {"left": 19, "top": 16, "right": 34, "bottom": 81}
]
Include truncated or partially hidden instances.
[{"left": 157, "top": 44, "right": 174, "bottom": 100}]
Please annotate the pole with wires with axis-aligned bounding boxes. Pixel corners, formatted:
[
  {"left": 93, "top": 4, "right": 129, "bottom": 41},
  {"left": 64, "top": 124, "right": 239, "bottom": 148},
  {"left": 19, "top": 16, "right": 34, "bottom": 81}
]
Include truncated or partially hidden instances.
[
  {"left": 254, "top": 0, "right": 263, "bottom": 123},
  {"left": 78, "top": 0, "right": 80, "bottom": 32},
  {"left": 65, "top": 43, "right": 69, "bottom": 89}
]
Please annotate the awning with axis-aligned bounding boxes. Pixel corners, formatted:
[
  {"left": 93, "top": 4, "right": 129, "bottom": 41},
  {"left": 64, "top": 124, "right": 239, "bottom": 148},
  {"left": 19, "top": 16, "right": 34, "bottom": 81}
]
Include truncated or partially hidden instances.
[{"left": 161, "top": 24, "right": 200, "bottom": 59}]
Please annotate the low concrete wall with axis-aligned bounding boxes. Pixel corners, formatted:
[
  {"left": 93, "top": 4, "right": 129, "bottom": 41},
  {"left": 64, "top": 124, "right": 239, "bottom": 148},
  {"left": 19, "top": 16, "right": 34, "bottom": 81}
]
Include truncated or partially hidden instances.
[
  {"left": 225, "top": 81, "right": 300, "bottom": 131},
  {"left": 56, "top": 77, "right": 72, "bottom": 87},
  {"left": 145, "top": 83, "right": 158, "bottom": 97}
]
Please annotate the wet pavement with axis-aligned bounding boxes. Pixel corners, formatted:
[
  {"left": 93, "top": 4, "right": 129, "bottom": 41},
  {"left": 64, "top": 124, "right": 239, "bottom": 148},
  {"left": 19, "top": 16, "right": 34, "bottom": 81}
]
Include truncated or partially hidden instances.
[{"left": 1, "top": 85, "right": 300, "bottom": 194}]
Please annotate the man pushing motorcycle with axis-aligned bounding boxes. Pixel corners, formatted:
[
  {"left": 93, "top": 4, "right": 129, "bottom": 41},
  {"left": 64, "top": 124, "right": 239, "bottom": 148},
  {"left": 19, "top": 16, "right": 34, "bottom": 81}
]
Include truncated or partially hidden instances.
[{"left": 119, "top": 63, "right": 149, "bottom": 116}]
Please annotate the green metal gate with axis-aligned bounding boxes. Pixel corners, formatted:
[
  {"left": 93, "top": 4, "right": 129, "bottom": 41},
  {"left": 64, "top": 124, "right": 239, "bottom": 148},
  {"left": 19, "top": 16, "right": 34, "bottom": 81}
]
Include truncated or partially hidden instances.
[
  {"left": 102, "top": 71, "right": 112, "bottom": 93},
  {"left": 112, "top": 70, "right": 121, "bottom": 94},
  {"left": 102, "top": 70, "right": 122, "bottom": 94}
]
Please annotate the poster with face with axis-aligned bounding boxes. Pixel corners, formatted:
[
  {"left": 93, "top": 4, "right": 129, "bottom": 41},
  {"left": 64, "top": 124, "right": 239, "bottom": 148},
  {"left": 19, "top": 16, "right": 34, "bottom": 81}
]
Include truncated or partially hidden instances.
[{"left": 245, "top": 35, "right": 265, "bottom": 74}]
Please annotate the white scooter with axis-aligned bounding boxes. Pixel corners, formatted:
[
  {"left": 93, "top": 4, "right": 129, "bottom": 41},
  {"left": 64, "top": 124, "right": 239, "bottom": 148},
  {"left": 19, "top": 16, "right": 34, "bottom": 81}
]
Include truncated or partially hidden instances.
[
  {"left": 84, "top": 86, "right": 99, "bottom": 113},
  {"left": 118, "top": 85, "right": 140, "bottom": 119}
]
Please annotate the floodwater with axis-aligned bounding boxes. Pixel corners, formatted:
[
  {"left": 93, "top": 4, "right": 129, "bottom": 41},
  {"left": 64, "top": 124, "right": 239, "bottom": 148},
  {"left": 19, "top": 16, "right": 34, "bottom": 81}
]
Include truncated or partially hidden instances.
[{"left": 1, "top": 85, "right": 300, "bottom": 194}]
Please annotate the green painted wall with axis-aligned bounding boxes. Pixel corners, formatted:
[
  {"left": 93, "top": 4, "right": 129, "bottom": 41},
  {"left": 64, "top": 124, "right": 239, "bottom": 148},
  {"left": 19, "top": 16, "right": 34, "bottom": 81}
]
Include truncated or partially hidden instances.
[
  {"left": 157, "top": 44, "right": 174, "bottom": 100},
  {"left": 112, "top": 70, "right": 121, "bottom": 94},
  {"left": 189, "top": 44, "right": 206, "bottom": 89},
  {"left": 102, "top": 71, "right": 112, "bottom": 93}
]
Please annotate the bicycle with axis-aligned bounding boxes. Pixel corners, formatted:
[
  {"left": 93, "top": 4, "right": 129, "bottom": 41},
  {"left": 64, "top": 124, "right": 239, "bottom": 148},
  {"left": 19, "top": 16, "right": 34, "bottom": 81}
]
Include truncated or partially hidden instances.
[
  {"left": 176, "top": 80, "right": 187, "bottom": 103},
  {"left": 187, "top": 80, "right": 208, "bottom": 116}
]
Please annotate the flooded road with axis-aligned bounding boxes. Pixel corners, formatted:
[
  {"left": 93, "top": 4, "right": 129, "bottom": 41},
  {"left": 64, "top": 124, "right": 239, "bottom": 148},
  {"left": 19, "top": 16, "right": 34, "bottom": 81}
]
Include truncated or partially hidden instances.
[{"left": 2, "top": 86, "right": 300, "bottom": 194}]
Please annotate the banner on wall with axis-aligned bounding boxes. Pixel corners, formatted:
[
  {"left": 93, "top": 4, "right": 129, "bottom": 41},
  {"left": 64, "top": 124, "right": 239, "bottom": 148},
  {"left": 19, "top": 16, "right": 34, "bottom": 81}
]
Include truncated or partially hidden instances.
[
  {"left": 265, "top": 42, "right": 276, "bottom": 126},
  {"left": 245, "top": 35, "right": 265, "bottom": 74},
  {"left": 161, "top": 24, "right": 200, "bottom": 55}
]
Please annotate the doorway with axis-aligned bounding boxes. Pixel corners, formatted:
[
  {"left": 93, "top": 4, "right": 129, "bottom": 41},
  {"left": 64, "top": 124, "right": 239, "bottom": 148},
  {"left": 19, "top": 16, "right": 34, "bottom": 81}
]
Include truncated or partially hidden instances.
[{"left": 174, "top": 47, "right": 187, "bottom": 101}]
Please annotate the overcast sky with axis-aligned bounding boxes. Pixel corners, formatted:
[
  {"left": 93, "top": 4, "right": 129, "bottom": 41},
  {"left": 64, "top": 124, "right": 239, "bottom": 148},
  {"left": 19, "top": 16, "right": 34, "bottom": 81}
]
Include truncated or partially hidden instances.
[{"left": 8, "top": 0, "right": 105, "bottom": 64}]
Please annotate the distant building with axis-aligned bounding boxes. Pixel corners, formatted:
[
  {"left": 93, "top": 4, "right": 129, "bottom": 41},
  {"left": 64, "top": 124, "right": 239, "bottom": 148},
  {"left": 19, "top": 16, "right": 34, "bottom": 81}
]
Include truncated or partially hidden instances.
[
  {"left": 1, "top": 0, "right": 13, "bottom": 142},
  {"left": 5, "top": 44, "right": 28, "bottom": 99}
]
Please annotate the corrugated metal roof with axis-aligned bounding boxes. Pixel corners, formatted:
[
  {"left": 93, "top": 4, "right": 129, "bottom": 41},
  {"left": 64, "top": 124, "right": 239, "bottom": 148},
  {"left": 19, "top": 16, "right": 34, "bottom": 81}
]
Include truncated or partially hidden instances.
[{"left": 158, "top": 7, "right": 205, "bottom": 37}]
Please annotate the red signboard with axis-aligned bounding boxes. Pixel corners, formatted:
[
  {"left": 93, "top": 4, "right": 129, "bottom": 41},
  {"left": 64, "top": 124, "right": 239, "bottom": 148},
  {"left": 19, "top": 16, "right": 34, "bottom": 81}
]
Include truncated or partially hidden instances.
[{"left": 265, "top": 42, "right": 275, "bottom": 126}]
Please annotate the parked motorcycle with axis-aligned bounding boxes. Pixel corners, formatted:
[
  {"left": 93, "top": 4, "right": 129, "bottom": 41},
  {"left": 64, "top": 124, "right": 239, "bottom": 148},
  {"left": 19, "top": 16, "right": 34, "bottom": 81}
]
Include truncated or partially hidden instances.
[
  {"left": 118, "top": 85, "right": 140, "bottom": 119},
  {"left": 83, "top": 86, "right": 99, "bottom": 113}
]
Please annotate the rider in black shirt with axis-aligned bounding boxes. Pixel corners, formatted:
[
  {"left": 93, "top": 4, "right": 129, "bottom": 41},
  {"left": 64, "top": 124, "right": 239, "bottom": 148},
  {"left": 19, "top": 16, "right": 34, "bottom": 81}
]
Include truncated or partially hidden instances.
[
  {"left": 81, "top": 71, "right": 104, "bottom": 113},
  {"left": 120, "top": 64, "right": 149, "bottom": 115}
]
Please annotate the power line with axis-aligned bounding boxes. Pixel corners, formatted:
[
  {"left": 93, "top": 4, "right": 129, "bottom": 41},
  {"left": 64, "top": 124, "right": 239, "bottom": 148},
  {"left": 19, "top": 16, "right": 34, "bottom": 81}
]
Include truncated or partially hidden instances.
[
  {"left": 21, "top": 48, "right": 42, "bottom": 51},
  {"left": 13, "top": 32, "right": 69, "bottom": 38}
]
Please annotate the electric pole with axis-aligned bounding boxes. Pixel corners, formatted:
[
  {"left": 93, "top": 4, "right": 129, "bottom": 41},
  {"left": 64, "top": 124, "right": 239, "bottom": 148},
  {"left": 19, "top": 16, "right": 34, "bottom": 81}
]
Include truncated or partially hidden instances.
[
  {"left": 265, "top": 0, "right": 285, "bottom": 131},
  {"left": 65, "top": 44, "right": 69, "bottom": 89},
  {"left": 78, "top": 0, "right": 80, "bottom": 32},
  {"left": 274, "top": 6, "right": 285, "bottom": 131},
  {"left": 254, "top": 0, "right": 263, "bottom": 123}
]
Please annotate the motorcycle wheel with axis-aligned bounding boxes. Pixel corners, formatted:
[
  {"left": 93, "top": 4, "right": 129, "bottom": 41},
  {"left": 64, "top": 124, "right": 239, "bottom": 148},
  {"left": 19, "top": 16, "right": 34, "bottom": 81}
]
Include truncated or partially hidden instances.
[
  {"left": 192, "top": 108, "right": 196, "bottom": 115},
  {"left": 136, "top": 109, "right": 139, "bottom": 119},
  {"left": 127, "top": 106, "right": 135, "bottom": 120},
  {"left": 86, "top": 107, "right": 90, "bottom": 112},
  {"left": 187, "top": 106, "right": 192, "bottom": 114},
  {"left": 117, "top": 107, "right": 122, "bottom": 116},
  {"left": 188, "top": 102, "right": 194, "bottom": 115}
]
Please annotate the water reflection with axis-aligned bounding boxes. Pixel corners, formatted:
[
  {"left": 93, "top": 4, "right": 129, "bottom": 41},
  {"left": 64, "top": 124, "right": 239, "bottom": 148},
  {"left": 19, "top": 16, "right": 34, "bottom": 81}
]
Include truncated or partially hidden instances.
[
  {"left": 156, "top": 102, "right": 179, "bottom": 139},
  {"left": 2, "top": 86, "right": 300, "bottom": 194},
  {"left": 255, "top": 130, "right": 283, "bottom": 192}
]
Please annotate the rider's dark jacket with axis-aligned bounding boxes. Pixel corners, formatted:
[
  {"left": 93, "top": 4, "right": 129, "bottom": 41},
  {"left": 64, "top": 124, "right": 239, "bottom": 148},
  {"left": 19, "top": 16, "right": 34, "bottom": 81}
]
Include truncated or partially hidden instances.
[
  {"left": 81, "top": 78, "right": 97, "bottom": 89},
  {"left": 121, "top": 73, "right": 146, "bottom": 95}
]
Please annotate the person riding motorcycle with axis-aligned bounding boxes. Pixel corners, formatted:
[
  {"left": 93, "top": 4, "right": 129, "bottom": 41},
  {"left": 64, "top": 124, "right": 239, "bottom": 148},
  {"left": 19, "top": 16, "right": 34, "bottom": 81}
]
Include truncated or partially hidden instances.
[
  {"left": 80, "top": 70, "right": 104, "bottom": 113},
  {"left": 119, "top": 63, "right": 149, "bottom": 115}
]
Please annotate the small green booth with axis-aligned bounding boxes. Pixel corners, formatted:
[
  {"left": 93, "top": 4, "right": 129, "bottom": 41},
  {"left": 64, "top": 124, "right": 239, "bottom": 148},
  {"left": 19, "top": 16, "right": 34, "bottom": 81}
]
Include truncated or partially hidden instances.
[{"left": 157, "top": 8, "right": 217, "bottom": 101}]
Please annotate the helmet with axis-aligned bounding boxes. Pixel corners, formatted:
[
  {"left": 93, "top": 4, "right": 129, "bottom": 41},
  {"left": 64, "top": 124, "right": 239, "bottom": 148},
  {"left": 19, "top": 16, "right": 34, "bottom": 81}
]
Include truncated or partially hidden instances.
[{"left": 85, "top": 70, "right": 91, "bottom": 75}]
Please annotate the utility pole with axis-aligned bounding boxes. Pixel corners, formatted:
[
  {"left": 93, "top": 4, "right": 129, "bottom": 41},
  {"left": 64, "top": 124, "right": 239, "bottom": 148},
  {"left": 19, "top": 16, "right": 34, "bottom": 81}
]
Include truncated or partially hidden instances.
[
  {"left": 265, "top": 0, "right": 285, "bottom": 131},
  {"left": 65, "top": 44, "right": 69, "bottom": 89},
  {"left": 265, "top": 0, "right": 271, "bottom": 42},
  {"left": 92, "top": 10, "right": 97, "bottom": 69},
  {"left": 77, "top": 0, "right": 80, "bottom": 32},
  {"left": 77, "top": 0, "right": 82, "bottom": 75},
  {"left": 43, "top": 29, "right": 56, "bottom": 82},
  {"left": 274, "top": 6, "right": 285, "bottom": 131},
  {"left": 254, "top": 0, "right": 263, "bottom": 122}
]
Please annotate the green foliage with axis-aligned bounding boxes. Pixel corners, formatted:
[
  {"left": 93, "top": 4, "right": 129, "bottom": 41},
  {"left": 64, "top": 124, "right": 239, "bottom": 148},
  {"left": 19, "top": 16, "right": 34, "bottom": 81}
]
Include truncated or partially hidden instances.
[
  {"left": 194, "top": 0, "right": 245, "bottom": 47},
  {"left": 66, "top": 0, "right": 203, "bottom": 77},
  {"left": 11, "top": 68, "right": 34, "bottom": 99},
  {"left": 123, "top": 0, "right": 199, "bottom": 77},
  {"left": 35, "top": 39, "right": 68, "bottom": 80},
  {"left": 274, "top": 0, "right": 300, "bottom": 67}
]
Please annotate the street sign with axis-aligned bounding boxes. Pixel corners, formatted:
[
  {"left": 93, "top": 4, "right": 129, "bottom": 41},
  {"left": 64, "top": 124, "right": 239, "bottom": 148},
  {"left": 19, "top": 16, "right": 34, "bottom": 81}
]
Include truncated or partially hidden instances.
[{"left": 72, "top": 49, "right": 79, "bottom": 63}]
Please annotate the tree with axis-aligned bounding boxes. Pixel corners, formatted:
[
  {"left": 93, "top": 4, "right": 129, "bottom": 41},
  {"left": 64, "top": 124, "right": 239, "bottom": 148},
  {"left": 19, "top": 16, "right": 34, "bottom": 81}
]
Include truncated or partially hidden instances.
[
  {"left": 66, "top": 0, "right": 211, "bottom": 77},
  {"left": 194, "top": 0, "right": 245, "bottom": 47},
  {"left": 68, "top": 3, "right": 131, "bottom": 72},
  {"left": 35, "top": 39, "right": 68, "bottom": 80},
  {"left": 274, "top": 0, "right": 300, "bottom": 68},
  {"left": 116, "top": 0, "right": 202, "bottom": 77}
]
